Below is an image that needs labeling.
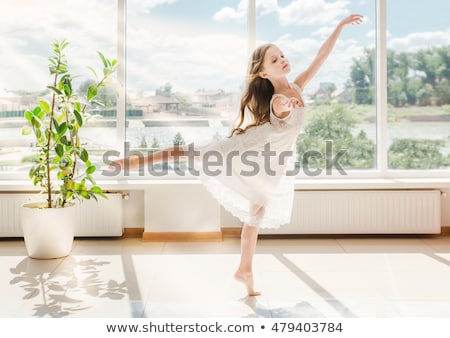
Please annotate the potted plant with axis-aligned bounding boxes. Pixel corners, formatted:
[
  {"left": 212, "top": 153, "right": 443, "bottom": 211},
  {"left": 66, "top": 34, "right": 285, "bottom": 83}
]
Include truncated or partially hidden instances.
[{"left": 21, "top": 40, "right": 118, "bottom": 259}]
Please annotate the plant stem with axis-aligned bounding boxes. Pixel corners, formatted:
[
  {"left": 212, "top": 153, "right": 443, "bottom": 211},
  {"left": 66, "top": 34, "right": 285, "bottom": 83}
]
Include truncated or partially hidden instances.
[{"left": 47, "top": 72, "right": 59, "bottom": 208}]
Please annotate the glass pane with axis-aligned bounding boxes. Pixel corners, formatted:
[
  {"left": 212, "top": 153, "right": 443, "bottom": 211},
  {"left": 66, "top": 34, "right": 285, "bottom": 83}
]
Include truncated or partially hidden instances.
[
  {"left": 255, "top": 0, "right": 377, "bottom": 176},
  {"left": 126, "top": 0, "right": 246, "bottom": 176},
  {"left": 387, "top": 0, "right": 450, "bottom": 170},
  {"left": 0, "top": 0, "right": 117, "bottom": 174}
]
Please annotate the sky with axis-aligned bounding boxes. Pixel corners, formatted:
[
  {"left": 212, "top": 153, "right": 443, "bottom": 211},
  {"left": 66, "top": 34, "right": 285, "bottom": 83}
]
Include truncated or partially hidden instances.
[{"left": 1, "top": 0, "right": 450, "bottom": 94}]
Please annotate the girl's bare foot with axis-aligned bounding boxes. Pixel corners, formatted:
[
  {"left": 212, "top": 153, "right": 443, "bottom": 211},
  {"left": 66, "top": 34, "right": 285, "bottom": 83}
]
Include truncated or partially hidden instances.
[{"left": 234, "top": 270, "right": 261, "bottom": 296}]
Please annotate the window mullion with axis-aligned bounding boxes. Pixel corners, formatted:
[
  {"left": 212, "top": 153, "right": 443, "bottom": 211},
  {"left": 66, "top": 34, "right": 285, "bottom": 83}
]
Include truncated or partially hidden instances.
[
  {"left": 117, "top": 0, "right": 126, "bottom": 161},
  {"left": 248, "top": 0, "right": 256, "bottom": 56},
  {"left": 376, "top": 0, "right": 388, "bottom": 176}
]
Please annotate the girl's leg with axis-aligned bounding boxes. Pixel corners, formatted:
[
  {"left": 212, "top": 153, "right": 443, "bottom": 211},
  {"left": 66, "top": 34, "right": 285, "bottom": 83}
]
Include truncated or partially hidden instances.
[
  {"left": 234, "top": 204, "right": 265, "bottom": 296},
  {"left": 234, "top": 223, "right": 260, "bottom": 296}
]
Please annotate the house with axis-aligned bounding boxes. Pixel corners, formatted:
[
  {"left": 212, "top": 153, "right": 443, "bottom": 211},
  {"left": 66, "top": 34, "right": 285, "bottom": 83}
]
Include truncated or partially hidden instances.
[{"left": 133, "top": 95, "right": 179, "bottom": 114}]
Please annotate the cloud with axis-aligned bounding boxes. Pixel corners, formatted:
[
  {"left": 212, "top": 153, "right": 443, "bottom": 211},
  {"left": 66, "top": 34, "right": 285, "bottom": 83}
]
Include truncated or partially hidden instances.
[
  {"left": 278, "top": 0, "right": 350, "bottom": 26},
  {"left": 213, "top": 2, "right": 247, "bottom": 23},
  {"left": 366, "top": 29, "right": 376, "bottom": 39},
  {"left": 214, "top": 0, "right": 351, "bottom": 27},
  {"left": 213, "top": 0, "right": 277, "bottom": 23},
  {"left": 0, "top": 0, "right": 118, "bottom": 91},
  {"left": 128, "top": 0, "right": 176, "bottom": 15},
  {"left": 126, "top": 29, "right": 248, "bottom": 92},
  {"left": 213, "top": 7, "right": 244, "bottom": 23},
  {"left": 388, "top": 30, "right": 450, "bottom": 52}
]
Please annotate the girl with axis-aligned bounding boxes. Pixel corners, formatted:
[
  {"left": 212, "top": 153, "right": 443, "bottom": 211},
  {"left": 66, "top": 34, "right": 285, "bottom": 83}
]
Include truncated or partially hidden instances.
[{"left": 110, "top": 14, "right": 363, "bottom": 296}]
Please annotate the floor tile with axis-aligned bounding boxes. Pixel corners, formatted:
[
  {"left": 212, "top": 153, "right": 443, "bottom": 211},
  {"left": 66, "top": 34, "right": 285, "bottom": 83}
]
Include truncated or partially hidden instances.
[{"left": 2, "top": 234, "right": 450, "bottom": 318}]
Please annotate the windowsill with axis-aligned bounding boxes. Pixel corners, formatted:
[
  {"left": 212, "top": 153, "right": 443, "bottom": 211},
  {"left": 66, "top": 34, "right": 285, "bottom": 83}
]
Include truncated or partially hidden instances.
[{"left": 1, "top": 177, "right": 450, "bottom": 192}]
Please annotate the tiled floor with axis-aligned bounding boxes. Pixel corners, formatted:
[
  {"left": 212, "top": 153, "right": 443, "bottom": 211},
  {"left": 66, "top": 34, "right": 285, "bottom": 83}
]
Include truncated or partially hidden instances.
[{"left": 1, "top": 234, "right": 450, "bottom": 318}]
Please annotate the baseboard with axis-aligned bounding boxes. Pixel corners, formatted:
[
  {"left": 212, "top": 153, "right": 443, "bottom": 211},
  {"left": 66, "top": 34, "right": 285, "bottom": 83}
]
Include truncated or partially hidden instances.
[
  {"left": 142, "top": 231, "right": 223, "bottom": 242},
  {"left": 441, "top": 227, "right": 450, "bottom": 236},
  {"left": 123, "top": 228, "right": 144, "bottom": 238},
  {"left": 221, "top": 227, "right": 242, "bottom": 238},
  {"left": 140, "top": 226, "right": 450, "bottom": 242}
]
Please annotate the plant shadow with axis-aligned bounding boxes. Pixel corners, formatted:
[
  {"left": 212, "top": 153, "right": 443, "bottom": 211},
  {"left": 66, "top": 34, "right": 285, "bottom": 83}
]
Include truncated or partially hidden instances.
[{"left": 9, "top": 255, "right": 127, "bottom": 317}]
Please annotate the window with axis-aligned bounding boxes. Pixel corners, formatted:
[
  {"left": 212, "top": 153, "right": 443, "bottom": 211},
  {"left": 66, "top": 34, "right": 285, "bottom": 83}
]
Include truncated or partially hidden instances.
[
  {"left": 0, "top": 0, "right": 117, "bottom": 174},
  {"left": 0, "top": 0, "right": 447, "bottom": 180},
  {"left": 254, "top": 0, "right": 377, "bottom": 176},
  {"left": 387, "top": 0, "right": 450, "bottom": 170},
  {"left": 125, "top": 0, "right": 246, "bottom": 176}
]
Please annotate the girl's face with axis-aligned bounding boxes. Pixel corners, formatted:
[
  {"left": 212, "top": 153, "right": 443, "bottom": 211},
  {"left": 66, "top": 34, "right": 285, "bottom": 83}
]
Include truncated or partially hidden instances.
[{"left": 260, "top": 45, "right": 291, "bottom": 79}]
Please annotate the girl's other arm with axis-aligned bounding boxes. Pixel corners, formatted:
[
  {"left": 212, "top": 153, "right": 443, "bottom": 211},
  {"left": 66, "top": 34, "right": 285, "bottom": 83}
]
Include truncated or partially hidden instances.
[{"left": 294, "top": 14, "right": 363, "bottom": 90}]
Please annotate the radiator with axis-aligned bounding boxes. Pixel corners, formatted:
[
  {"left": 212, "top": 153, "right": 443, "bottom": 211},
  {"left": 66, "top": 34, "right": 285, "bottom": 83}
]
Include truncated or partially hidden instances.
[
  {"left": 0, "top": 193, "right": 123, "bottom": 237},
  {"left": 260, "top": 190, "right": 441, "bottom": 234}
]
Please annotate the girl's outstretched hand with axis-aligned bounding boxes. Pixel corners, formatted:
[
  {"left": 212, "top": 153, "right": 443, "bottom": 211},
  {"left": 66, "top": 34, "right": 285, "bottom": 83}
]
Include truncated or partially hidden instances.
[
  {"left": 280, "top": 98, "right": 302, "bottom": 109},
  {"left": 340, "top": 14, "right": 364, "bottom": 27}
]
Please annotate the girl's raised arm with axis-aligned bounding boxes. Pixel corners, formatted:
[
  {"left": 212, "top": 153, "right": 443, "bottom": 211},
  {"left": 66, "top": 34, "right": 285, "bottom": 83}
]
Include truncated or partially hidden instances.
[{"left": 294, "top": 14, "right": 363, "bottom": 90}]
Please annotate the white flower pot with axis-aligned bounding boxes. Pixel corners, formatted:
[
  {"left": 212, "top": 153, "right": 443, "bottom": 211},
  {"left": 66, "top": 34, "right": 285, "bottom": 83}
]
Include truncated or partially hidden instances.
[{"left": 20, "top": 202, "right": 76, "bottom": 259}]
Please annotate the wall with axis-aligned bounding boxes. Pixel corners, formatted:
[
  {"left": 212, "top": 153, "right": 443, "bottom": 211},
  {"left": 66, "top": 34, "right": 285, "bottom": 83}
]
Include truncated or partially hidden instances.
[{"left": 441, "top": 188, "right": 450, "bottom": 227}]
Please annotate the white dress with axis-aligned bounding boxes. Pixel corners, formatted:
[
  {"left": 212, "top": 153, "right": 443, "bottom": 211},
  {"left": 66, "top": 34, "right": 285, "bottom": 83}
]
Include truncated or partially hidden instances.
[{"left": 192, "top": 83, "right": 306, "bottom": 229}]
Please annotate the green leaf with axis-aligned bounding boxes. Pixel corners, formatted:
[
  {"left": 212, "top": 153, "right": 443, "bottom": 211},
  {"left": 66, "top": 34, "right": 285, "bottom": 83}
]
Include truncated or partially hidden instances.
[
  {"left": 64, "top": 83, "right": 71, "bottom": 96},
  {"left": 32, "top": 116, "right": 44, "bottom": 128},
  {"left": 38, "top": 99, "right": 50, "bottom": 113},
  {"left": 73, "top": 109, "right": 83, "bottom": 127},
  {"left": 32, "top": 106, "right": 41, "bottom": 116},
  {"left": 55, "top": 144, "right": 64, "bottom": 157},
  {"left": 90, "top": 185, "right": 103, "bottom": 194},
  {"left": 86, "top": 174, "right": 96, "bottom": 185},
  {"left": 22, "top": 125, "right": 32, "bottom": 136},
  {"left": 58, "top": 122, "right": 68, "bottom": 136},
  {"left": 24, "top": 110, "right": 33, "bottom": 123},
  {"left": 74, "top": 101, "right": 81, "bottom": 112},
  {"left": 91, "top": 186, "right": 107, "bottom": 199},
  {"left": 86, "top": 165, "right": 96, "bottom": 174},
  {"left": 56, "top": 113, "right": 65, "bottom": 124},
  {"left": 35, "top": 128, "right": 42, "bottom": 140},
  {"left": 52, "top": 117, "right": 60, "bottom": 132},
  {"left": 87, "top": 84, "right": 98, "bottom": 101},
  {"left": 60, "top": 135, "right": 69, "bottom": 146},
  {"left": 97, "top": 51, "right": 108, "bottom": 68},
  {"left": 80, "top": 148, "right": 89, "bottom": 162},
  {"left": 37, "top": 108, "right": 45, "bottom": 121},
  {"left": 47, "top": 86, "right": 63, "bottom": 95},
  {"left": 60, "top": 40, "right": 70, "bottom": 50}
]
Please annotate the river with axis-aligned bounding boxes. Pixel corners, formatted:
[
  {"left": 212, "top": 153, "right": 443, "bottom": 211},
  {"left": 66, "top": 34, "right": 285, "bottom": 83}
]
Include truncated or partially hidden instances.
[{"left": 1, "top": 118, "right": 449, "bottom": 171}]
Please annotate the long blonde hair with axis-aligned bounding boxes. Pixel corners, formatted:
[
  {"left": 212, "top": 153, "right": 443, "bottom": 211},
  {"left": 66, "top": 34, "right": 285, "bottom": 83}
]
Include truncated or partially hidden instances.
[{"left": 231, "top": 44, "right": 275, "bottom": 136}]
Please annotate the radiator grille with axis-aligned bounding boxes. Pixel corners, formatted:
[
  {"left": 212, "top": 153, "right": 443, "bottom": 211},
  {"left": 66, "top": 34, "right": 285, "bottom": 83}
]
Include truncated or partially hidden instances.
[
  {"left": 0, "top": 193, "right": 123, "bottom": 237},
  {"left": 260, "top": 190, "right": 441, "bottom": 234}
]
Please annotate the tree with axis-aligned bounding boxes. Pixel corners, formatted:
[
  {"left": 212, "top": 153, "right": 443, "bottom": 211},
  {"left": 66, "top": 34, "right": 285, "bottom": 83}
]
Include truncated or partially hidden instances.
[
  {"left": 172, "top": 132, "right": 185, "bottom": 146},
  {"left": 348, "top": 46, "right": 450, "bottom": 106},
  {"left": 296, "top": 104, "right": 375, "bottom": 171},
  {"left": 389, "top": 138, "right": 449, "bottom": 169},
  {"left": 348, "top": 49, "right": 374, "bottom": 104},
  {"left": 151, "top": 137, "right": 160, "bottom": 149},
  {"left": 139, "top": 136, "right": 148, "bottom": 149}
]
